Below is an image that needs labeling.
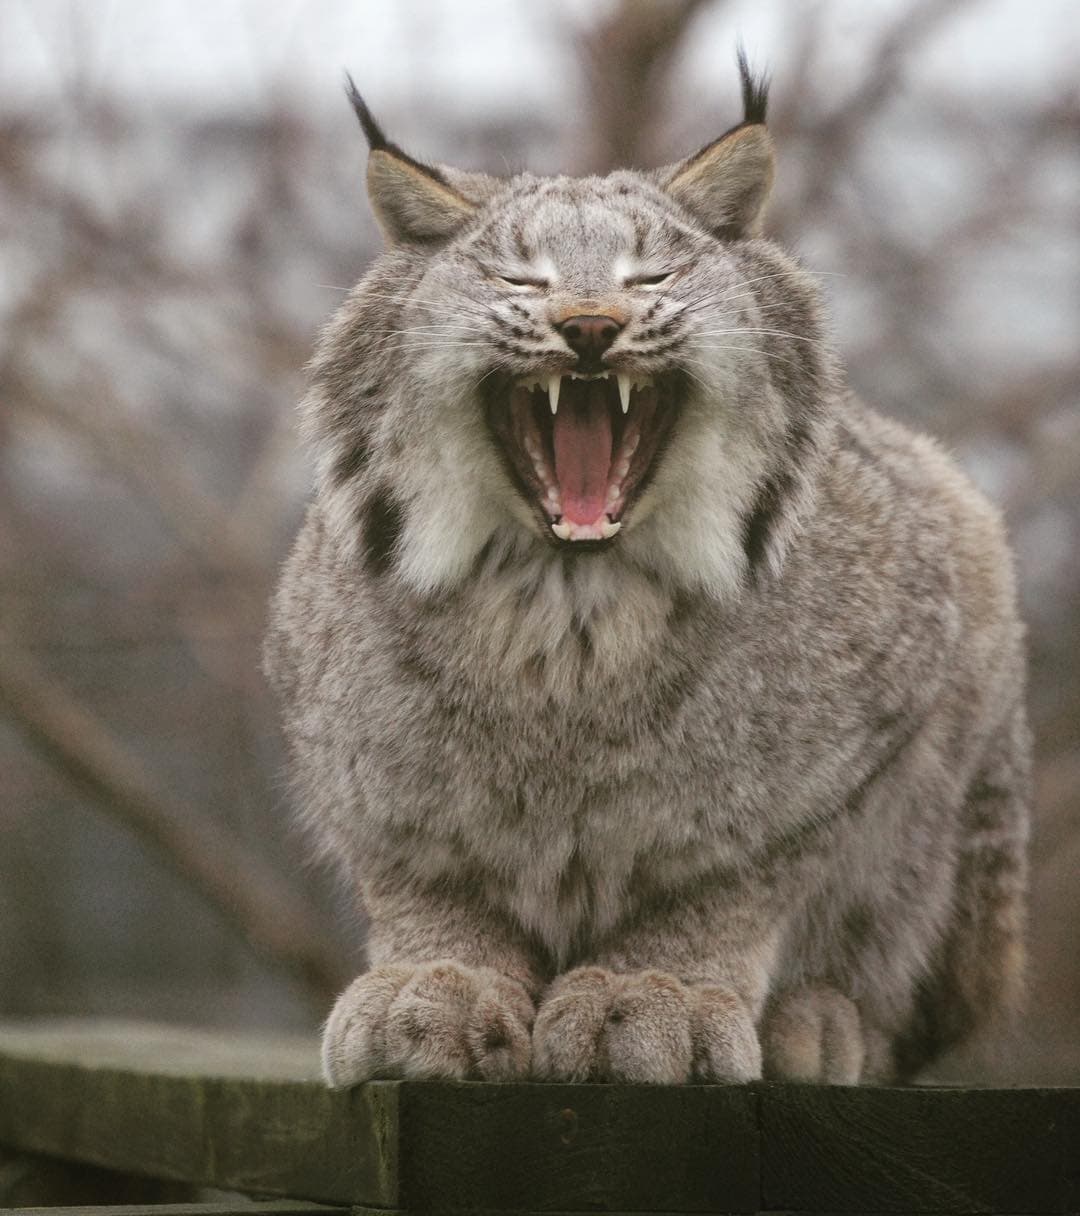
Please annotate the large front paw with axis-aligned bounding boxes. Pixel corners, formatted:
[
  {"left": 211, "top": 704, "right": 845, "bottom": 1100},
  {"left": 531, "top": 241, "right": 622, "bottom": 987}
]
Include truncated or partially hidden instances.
[
  {"left": 531, "top": 967, "right": 761, "bottom": 1084},
  {"left": 321, "top": 960, "right": 534, "bottom": 1086}
]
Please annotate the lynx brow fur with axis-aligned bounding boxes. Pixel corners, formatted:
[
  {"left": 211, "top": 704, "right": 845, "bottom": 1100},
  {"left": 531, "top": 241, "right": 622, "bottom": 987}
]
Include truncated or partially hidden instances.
[{"left": 265, "top": 55, "right": 1030, "bottom": 1087}]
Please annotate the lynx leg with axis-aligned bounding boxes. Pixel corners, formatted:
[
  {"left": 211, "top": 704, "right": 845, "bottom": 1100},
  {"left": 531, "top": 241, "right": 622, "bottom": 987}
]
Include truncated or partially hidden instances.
[
  {"left": 762, "top": 986, "right": 864, "bottom": 1084},
  {"left": 892, "top": 702, "right": 1031, "bottom": 1078}
]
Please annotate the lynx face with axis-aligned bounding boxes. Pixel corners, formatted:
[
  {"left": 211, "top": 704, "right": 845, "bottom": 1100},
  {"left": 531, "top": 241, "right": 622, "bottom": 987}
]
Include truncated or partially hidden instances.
[
  {"left": 307, "top": 63, "right": 837, "bottom": 599},
  {"left": 447, "top": 178, "right": 751, "bottom": 546}
]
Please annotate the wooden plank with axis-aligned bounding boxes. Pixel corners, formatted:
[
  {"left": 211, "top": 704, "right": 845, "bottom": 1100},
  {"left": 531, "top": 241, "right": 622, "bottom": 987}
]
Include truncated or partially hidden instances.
[
  {"left": 760, "top": 1083, "right": 1072, "bottom": 1214},
  {"left": 396, "top": 1079, "right": 760, "bottom": 1213},
  {"left": 6, "top": 1205, "right": 344, "bottom": 1216},
  {"left": 0, "top": 1020, "right": 322, "bottom": 1080},
  {"left": 3, "top": 1020, "right": 1080, "bottom": 1214},
  {"left": 0, "top": 1145, "right": 197, "bottom": 1208},
  {"left": 0, "top": 1021, "right": 398, "bottom": 1207},
  {"left": 1064, "top": 1086, "right": 1080, "bottom": 1214}
]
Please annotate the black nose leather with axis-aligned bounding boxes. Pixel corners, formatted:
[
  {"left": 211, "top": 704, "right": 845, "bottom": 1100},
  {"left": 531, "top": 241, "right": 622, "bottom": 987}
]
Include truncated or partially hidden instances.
[{"left": 556, "top": 314, "right": 623, "bottom": 362}]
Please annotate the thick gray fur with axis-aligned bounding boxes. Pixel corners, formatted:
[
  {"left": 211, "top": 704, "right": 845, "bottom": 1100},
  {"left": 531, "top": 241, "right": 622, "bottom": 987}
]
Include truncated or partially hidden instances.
[{"left": 265, "top": 65, "right": 1030, "bottom": 1086}]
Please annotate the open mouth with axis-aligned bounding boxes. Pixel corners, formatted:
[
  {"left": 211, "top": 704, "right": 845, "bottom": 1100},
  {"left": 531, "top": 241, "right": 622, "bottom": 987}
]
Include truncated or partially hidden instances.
[{"left": 487, "top": 371, "right": 679, "bottom": 543}]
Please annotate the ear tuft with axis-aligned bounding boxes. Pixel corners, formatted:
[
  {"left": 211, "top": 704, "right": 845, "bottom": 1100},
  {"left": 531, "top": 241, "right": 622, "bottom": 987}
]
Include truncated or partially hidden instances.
[
  {"left": 345, "top": 74, "right": 391, "bottom": 152},
  {"left": 736, "top": 46, "right": 769, "bottom": 126}
]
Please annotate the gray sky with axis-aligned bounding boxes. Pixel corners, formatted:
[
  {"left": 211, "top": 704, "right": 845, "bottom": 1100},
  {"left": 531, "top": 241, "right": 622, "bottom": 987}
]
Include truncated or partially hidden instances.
[{"left": 3, "top": 0, "right": 1076, "bottom": 122}]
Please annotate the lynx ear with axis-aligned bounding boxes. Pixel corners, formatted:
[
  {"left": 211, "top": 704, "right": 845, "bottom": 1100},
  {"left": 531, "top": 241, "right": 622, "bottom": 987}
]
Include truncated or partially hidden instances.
[
  {"left": 661, "top": 51, "right": 774, "bottom": 240},
  {"left": 346, "top": 77, "right": 490, "bottom": 245}
]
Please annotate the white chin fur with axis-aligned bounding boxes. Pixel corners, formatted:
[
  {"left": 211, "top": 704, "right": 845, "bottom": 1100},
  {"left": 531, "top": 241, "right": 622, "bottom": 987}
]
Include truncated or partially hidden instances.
[
  {"left": 622, "top": 412, "right": 763, "bottom": 601},
  {"left": 396, "top": 417, "right": 506, "bottom": 595},
  {"left": 398, "top": 491, "right": 501, "bottom": 594}
]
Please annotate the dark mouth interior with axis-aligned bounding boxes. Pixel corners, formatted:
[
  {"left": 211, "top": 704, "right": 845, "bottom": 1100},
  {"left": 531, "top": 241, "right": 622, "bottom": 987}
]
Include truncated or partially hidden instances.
[{"left": 488, "top": 373, "right": 676, "bottom": 542}]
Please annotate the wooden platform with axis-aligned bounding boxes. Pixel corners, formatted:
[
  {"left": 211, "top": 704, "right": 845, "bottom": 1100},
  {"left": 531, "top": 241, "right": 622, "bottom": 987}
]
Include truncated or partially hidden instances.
[{"left": 0, "top": 1020, "right": 1077, "bottom": 1214}]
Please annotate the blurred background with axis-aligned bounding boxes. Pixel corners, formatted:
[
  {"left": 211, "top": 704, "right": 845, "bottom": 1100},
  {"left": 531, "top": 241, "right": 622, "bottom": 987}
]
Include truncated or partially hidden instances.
[{"left": 0, "top": 0, "right": 1076, "bottom": 1081}]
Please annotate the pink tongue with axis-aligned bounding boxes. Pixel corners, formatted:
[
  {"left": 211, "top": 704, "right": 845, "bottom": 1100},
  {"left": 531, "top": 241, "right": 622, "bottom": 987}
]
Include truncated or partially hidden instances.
[{"left": 552, "top": 381, "right": 613, "bottom": 525}]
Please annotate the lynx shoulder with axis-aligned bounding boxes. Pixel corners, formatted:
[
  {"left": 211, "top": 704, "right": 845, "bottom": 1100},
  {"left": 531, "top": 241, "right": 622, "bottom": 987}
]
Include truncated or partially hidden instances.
[{"left": 265, "top": 56, "right": 1030, "bottom": 1087}]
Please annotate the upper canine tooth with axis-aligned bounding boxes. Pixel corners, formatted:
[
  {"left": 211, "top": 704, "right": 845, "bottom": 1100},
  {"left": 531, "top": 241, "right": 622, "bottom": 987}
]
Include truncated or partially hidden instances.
[
  {"left": 617, "top": 374, "right": 631, "bottom": 414},
  {"left": 548, "top": 375, "right": 561, "bottom": 414},
  {"left": 551, "top": 521, "right": 571, "bottom": 540},
  {"left": 600, "top": 519, "right": 622, "bottom": 539}
]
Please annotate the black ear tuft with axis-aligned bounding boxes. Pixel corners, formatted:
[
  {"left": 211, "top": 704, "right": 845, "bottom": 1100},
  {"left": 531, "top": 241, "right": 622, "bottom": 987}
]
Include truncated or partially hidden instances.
[
  {"left": 343, "top": 77, "right": 495, "bottom": 244},
  {"left": 345, "top": 73, "right": 390, "bottom": 152},
  {"left": 736, "top": 46, "right": 769, "bottom": 125}
]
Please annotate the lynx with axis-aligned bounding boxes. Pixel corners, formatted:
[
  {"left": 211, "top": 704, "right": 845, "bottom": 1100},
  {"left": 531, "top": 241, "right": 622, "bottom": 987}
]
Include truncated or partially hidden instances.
[{"left": 264, "top": 56, "right": 1030, "bottom": 1086}]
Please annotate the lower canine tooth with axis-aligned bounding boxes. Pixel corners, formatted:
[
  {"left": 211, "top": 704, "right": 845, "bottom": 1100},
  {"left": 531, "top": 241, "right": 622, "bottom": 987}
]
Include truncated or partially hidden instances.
[
  {"left": 600, "top": 519, "right": 622, "bottom": 539},
  {"left": 551, "top": 522, "right": 571, "bottom": 540}
]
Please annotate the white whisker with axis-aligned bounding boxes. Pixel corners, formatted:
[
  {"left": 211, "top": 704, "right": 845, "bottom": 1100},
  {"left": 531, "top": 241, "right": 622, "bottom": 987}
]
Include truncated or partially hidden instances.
[
  {"left": 354, "top": 290, "right": 491, "bottom": 320},
  {"left": 694, "top": 327, "right": 823, "bottom": 345},
  {"left": 367, "top": 324, "right": 487, "bottom": 336},
  {"left": 686, "top": 345, "right": 807, "bottom": 371}
]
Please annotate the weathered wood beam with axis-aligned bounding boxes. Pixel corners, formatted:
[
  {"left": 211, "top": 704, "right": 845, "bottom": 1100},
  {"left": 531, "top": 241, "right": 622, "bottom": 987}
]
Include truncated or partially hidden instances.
[
  {"left": 5, "top": 1206, "right": 342, "bottom": 1216},
  {"left": 0, "top": 1020, "right": 1077, "bottom": 1214}
]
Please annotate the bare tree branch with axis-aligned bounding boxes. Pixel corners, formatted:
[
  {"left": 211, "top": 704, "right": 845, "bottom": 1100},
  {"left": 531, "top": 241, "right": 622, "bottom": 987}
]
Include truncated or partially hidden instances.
[
  {"left": 0, "top": 634, "right": 351, "bottom": 1007},
  {"left": 576, "top": 0, "right": 717, "bottom": 172},
  {"left": 771, "top": 0, "right": 981, "bottom": 229}
]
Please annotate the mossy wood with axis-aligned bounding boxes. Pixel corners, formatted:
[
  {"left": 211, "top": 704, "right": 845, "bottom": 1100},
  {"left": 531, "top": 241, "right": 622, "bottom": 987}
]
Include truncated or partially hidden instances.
[{"left": 0, "top": 1021, "right": 1077, "bottom": 1214}]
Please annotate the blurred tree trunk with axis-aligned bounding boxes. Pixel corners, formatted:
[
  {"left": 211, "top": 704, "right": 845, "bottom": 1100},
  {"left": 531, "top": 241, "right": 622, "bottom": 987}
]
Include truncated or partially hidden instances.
[{"left": 578, "top": 0, "right": 716, "bottom": 172}]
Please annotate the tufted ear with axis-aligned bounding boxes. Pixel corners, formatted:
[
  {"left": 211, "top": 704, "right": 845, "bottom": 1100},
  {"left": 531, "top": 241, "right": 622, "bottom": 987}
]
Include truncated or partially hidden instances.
[
  {"left": 660, "top": 50, "right": 774, "bottom": 240},
  {"left": 346, "top": 76, "right": 497, "bottom": 245}
]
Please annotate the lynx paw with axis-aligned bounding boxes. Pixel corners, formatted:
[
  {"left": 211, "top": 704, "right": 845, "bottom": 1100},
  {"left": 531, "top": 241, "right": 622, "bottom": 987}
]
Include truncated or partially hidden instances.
[
  {"left": 532, "top": 967, "right": 761, "bottom": 1084},
  {"left": 761, "top": 985, "right": 864, "bottom": 1084},
  {"left": 321, "top": 960, "right": 534, "bottom": 1086}
]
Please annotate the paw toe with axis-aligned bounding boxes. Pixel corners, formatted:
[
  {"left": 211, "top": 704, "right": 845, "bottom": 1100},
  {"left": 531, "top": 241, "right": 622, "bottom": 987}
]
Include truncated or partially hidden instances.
[
  {"left": 602, "top": 971, "right": 693, "bottom": 1083},
  {"left": 691, "top": 986, "right": 762, "bottom": 1082},
  {"left": 762, "top": 986, "right": 863, "bottom": 1084},
  {"left": 321, "top": 964, "right": 415, "bottom": 1087},
  {"left": 468, "top": 990, "right": 533, "bottom": 1080},
  {"left": 532, "top": 969, "right": 614, "bottom": 1081}
]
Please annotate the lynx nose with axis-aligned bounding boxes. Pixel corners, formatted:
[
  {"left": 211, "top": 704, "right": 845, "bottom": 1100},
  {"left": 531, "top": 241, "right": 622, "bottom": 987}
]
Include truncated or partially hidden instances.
[{"left": 556, "top": 314, "right": 624, "bottom": 364}]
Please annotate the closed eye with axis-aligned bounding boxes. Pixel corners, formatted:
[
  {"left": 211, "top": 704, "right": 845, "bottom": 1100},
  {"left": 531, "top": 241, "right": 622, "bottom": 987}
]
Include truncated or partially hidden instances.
[
  {"left": 497, "top": 275, "right": 549, "bottom": 291},
  {"left": 625, "top": 270, "right": 676, "bottom": 290}
]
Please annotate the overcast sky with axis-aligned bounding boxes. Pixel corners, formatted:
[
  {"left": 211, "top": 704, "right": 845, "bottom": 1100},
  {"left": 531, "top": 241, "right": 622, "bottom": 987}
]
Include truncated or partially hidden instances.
[{"left": 2, "top": 0, "right": 1076, "bottom": 124}]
